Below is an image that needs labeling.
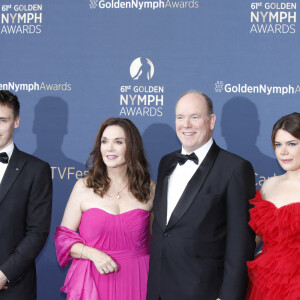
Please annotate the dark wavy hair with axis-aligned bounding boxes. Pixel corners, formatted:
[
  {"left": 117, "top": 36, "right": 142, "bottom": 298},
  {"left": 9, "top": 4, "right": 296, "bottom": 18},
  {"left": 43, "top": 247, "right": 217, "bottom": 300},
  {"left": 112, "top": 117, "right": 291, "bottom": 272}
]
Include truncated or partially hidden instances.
[
  {"left": 271, "top": 112, "right": 300, "bottom": 148},
  {"left": 85, "top": 118, "right": 151, "bottom": 203}
]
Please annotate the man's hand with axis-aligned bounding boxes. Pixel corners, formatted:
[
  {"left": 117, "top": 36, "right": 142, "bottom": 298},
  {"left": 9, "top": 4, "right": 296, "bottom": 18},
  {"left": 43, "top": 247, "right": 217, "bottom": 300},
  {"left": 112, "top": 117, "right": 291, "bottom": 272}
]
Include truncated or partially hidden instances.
[{"left": 0, "top": 270, "right": 8, "bottom": 290}]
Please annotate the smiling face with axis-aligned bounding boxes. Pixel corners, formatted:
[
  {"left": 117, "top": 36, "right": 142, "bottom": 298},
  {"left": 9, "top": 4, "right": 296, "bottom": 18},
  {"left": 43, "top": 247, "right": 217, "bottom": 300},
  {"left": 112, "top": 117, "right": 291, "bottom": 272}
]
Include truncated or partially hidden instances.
[
  {"left": 0, "top": 105, "right": 20, "bottom": 151},
  {"left": 274, "top": 129, "right": 300, "bottom": 172},
  {"left": 100, "top": 125, "right": 127, "bottom": 169},
  {"left": 175, "top": 93, "right": 216, "bottom": 154}
]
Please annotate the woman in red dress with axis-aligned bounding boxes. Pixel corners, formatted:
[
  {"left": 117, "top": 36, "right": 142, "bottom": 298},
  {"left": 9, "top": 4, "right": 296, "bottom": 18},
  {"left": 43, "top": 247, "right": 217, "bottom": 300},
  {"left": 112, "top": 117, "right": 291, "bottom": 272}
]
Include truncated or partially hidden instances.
[{"left": 247, "top": 112, "right": 300, "bottom": 300}]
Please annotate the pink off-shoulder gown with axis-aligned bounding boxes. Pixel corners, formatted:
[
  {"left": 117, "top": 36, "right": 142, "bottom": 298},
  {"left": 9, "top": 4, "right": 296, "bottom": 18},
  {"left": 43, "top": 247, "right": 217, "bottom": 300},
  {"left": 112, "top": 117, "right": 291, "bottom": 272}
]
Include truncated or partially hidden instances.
[{"left": 54, "top": 208, "right": 150, "bottom": 300}]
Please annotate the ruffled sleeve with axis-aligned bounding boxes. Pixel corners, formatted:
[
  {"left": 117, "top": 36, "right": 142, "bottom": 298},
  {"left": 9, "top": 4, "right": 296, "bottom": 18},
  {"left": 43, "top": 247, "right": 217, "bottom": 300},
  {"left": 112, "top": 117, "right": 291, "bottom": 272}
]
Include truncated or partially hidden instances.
[
  {"left": 248, "top": 190, "right": 277, "bottom": 240},
  {"left": 248, "top": 190, "right": 264, "bottom": 234},
  {"left": 54, "top": 226, "right": 86, "bottom": 268}
]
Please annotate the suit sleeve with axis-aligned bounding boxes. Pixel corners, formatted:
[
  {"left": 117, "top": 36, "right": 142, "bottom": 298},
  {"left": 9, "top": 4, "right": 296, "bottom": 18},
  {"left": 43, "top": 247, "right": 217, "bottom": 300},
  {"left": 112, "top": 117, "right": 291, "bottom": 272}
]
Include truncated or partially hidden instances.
[
  {"left": 0, "top": 162, "right": 53, "bottom": 282},
  {"left": 219, "top": 160, "right": 256, "bottom": 300}
]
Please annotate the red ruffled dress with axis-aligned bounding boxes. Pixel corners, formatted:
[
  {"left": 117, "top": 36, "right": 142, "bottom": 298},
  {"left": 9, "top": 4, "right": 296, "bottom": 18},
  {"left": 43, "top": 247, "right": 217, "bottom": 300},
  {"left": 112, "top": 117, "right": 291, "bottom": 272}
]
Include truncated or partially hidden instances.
[{"left": 247, "top": 190, "right": 300, "bottom": 300}]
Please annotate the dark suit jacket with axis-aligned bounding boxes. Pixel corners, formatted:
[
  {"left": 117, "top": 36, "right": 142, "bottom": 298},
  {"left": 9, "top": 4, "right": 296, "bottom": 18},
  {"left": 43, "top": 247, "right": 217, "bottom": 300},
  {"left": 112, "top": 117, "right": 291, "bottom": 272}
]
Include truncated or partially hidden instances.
[
  {"left": 147, "top": 142, "right": 255, "bottom": 300},
  {"left": 0, "top": 146, "right": 52, "bottom": 300}
]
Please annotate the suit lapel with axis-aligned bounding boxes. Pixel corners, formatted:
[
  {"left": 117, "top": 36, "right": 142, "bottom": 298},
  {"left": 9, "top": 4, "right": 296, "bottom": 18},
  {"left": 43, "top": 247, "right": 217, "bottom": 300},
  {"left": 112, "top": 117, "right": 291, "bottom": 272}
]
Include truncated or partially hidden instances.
[
  {"left": 155, "top": 153, "right": 179, "bottom": 230},
  {"left": 166, "top": 142, "right": 220, "bottom": 230},
  {"left": 0, "top": 146, "right": 26, "bottom": 204},
  {"left": 156, "top": 175, "right": 169, "bottom": 229}
]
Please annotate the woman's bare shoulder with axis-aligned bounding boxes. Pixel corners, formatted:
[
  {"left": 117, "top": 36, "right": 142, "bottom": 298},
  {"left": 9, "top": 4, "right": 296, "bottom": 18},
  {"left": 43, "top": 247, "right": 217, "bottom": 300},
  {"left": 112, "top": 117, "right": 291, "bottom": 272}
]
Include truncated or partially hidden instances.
[{"left": 261, "top": 174, "right": 284, "bottom": 195}]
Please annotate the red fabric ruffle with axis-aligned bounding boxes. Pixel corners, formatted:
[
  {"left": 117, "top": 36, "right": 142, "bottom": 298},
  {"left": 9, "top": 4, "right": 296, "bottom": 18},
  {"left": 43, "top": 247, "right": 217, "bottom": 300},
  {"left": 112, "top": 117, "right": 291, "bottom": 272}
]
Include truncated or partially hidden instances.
[{"left": 247, "top": 190, "right": 300, "bottom": 300}]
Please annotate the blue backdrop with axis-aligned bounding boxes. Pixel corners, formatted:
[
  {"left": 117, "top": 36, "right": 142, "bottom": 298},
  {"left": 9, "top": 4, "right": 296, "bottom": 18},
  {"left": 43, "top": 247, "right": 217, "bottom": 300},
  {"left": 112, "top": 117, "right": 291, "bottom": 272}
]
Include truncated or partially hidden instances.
[{"left": 1, "top": 0, "right": 299, "bottom": 298}]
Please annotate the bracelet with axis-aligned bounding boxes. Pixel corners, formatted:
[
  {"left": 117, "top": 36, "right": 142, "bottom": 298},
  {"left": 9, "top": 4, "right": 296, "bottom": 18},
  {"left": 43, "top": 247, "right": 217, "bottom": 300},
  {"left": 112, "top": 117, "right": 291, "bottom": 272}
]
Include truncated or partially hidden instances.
[{"left": 80, "top": 244, "right": 85, "bottom": 259}]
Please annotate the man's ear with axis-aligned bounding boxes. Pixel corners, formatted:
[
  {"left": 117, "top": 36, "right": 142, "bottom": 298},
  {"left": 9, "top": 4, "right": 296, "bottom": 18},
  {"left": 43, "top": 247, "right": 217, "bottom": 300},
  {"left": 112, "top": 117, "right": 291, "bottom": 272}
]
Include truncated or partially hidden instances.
[{"left": 14, "top": 115, "right": 20, "bottom": 129}]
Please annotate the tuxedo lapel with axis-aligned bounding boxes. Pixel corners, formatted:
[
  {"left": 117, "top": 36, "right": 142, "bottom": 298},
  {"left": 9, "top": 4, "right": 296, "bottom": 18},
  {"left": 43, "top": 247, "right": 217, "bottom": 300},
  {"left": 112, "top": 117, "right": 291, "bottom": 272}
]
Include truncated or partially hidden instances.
[
  {"left": 0, "top": 147, "right": 26, "bottom": 204},
  {"left": 166, "top": 142, "right": 220, "bottom": 230},
  {"left": 155, "top": 153, "right": 179, "bottom": 230},
  {"left": 156, "top": 175, "right": 169, "bottom": 229}
]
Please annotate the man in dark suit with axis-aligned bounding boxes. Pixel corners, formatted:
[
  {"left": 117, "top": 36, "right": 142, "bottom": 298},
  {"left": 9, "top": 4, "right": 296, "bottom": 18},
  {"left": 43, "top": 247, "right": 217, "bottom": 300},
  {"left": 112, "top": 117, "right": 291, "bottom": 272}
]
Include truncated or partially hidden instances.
[
  {"left": 0, "top": 91, "right": 52, "bottom": 300},
  {"left": 147, "top": 91, "right": 255, "bottom": 300}
]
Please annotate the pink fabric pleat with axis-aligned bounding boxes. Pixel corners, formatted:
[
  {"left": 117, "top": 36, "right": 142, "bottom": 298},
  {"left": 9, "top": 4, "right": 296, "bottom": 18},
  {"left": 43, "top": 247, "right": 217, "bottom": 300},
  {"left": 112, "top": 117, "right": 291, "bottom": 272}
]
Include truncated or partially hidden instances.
[{"left": 54, "top": 208, "right": 150, "bottom": 300}]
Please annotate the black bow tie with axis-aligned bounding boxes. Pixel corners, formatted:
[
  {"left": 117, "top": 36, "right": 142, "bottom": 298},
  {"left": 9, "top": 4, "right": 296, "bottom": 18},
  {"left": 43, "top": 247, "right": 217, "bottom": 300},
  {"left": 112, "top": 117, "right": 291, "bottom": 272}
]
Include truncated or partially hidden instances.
[
  {"left": 175, "top": 152, "right": 198, "bottom": 165},
  {"left": 0, "top": 152, "right": 9, "bottom": 164}
]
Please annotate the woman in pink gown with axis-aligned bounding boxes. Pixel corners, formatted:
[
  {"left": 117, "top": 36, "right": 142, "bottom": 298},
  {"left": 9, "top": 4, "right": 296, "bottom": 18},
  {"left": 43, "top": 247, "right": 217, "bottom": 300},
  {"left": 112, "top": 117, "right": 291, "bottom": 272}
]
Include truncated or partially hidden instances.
[
  {"left": 247, "top": 112, "right": 300, "bottom": 299},
  {"left": 54, "top": 118, "right": 155, "bottom": 300}
]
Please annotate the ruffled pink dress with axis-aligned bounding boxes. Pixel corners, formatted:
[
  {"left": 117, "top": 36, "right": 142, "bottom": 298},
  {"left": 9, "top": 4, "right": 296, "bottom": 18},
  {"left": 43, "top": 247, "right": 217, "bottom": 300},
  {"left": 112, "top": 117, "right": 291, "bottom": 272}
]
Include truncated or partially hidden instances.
[
  {"left": 54, "top": 208, "right": 150, "bottom": 300},
  {"left": 247, "top": 190, "right": 300, "bottom": 299}
]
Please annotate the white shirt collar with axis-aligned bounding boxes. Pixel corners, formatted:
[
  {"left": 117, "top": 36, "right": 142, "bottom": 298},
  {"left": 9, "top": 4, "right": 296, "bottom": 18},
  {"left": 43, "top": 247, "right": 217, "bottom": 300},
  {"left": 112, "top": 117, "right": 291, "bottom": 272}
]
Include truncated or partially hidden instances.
[
  {"left": 0, "top": 142, "right": 14, "bottom": 162},
  {"left": 181, "top": 138, "right": 213, "bottom": 165}
]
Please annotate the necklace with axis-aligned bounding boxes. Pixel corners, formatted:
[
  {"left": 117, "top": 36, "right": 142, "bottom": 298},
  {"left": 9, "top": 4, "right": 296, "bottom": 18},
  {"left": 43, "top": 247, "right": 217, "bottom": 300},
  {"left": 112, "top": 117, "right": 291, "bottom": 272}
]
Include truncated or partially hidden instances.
[
  {"left": 106, "top": 182, "right": 129, "bottom": 199},
  {"left": 107, "top": 183, "right": 128, "bottom": 199},
  {"left": 116, "top": 183, "right": 128, "bottom": 199}
]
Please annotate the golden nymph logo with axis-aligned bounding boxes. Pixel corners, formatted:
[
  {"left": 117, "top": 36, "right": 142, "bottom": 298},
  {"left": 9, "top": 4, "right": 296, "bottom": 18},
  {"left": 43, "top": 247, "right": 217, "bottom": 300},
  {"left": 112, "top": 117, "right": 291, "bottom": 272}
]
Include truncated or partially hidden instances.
[
  {"left": 1, "top": 4, "right": 43, "bottom": 34},
  {"left": 250, "top": 1, "right": 296, "bottom": 34},
  {"left": 119, "top": 57, "right": 164, "bottom": 117}
]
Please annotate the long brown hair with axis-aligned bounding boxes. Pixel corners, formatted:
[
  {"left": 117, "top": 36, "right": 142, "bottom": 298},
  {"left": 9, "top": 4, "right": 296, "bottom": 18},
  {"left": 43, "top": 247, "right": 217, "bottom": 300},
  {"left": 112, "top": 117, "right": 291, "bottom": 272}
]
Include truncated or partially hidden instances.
[
  {"left": 271, "top": 112, "right": 300, "bottom": 148},
  {"left": 85, "top": 118, "right": 151, "bottom": 202}
]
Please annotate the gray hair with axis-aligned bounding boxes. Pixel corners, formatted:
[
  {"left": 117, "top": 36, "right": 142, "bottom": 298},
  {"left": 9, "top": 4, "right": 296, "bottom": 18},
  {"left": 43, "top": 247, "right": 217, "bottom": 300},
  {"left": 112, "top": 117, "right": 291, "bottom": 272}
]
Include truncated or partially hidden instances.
[{"left": 176, "top": 90, "right": 214, "bottom": 116}]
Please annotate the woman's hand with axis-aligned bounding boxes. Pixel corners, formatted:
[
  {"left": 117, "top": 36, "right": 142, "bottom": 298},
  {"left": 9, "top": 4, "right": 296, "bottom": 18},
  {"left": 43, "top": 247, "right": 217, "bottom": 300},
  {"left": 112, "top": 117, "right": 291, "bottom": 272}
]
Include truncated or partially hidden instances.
[
  {"left": 70, "top": 243, "right": 118, "bottom": 275},
  {"left": 85, "top": 247, "right": 118, "bottom": 275}
]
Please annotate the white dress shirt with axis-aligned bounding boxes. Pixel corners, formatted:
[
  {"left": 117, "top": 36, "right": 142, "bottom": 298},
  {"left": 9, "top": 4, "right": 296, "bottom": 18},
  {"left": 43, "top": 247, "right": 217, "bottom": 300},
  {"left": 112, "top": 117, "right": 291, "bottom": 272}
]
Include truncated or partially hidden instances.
[
  {"left": 0, "top": 142, "right": 14, "bottom": 184},
  {"left": 166, "top": 138, "right": 213, "bottom": 224}
]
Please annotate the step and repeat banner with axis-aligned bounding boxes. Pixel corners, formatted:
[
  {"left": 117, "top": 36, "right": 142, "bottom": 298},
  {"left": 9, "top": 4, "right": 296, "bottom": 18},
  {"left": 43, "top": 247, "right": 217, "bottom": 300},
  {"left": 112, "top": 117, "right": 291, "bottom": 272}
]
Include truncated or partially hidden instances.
[{"left": 1, "top": 0, "right": 299, "bottom": 299}]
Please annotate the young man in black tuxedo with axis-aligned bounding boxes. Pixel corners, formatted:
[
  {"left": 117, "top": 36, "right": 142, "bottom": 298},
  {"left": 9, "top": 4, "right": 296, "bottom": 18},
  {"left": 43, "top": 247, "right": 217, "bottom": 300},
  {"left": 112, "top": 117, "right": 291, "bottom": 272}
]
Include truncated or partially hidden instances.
[
  {"left": 0, "top": 91, "right": 52, "bottom": 300},
  {"left": 147, "top": 90, "right": 255, "bottom": 300}
]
